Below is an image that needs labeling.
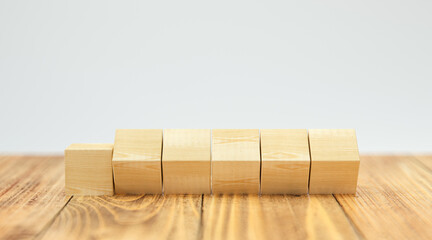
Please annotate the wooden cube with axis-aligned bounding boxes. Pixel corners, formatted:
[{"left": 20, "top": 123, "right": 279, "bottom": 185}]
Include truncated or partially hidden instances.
[
  {"left": 162, "top": 129, "right": 211, "bottom": 194},
  {"left": 308, "top": 129, "right": 360, "bottom": 194},
  {"left": 112, "top": 129, "right": 163, "bottom": 194},
  {"left": 260, "top": 129, "right": 310, "bottom": 194},
  {"left": 65, "top": 144, "right": 114, "bottom": 195},
  {"left": 212, "top": 129, "right": 260, "bottom": 194}
]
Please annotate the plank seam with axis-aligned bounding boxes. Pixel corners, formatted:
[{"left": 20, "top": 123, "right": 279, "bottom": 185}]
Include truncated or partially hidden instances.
[
  {"left": 259, "top": 129, "right": 262, "bottom": 195},
  {"left": 333, "top": 194, "right": 366, "bottom": 240},
  {"left": 161, "top": 130, "right": 165, "bottom": 195},
  {"left": 33, "top": 195, "right": 73, "bottom": 240},
  {"left": 198, "top": 194, "right": 204, "bottom": 240},
  {"left": 307, "top": 130, "right": 312, "bottom": 194}
]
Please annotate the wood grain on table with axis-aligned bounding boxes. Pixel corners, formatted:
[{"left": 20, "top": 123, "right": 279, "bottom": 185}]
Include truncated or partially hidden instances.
[{"left": 0, "top": 155, "right": 431, "bottom": 240}]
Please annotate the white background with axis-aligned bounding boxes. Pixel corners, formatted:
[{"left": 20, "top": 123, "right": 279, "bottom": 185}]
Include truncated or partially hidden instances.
[{"left": 1, "top": 0, "right": 431, "bottom": 153}]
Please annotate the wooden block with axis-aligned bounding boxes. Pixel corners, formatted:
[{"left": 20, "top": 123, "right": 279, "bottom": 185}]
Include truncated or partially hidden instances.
[
  {"left": 212, "top": 129, "right": 260, "bottom": 194},
  {"left": 308, "top": 129, "right": 360, "bottom": 194},
  {"left": 260, "top": 129, "right": 310, "bottom": 194},
  {"left": 65, "top": 144, "right": 114, "bottom": 195},
  {"left": 162, "top": 129, "right": 211, "bottom": 194},
  {"left": 112, "top": 129, "right": 163, "bottom": 194}
]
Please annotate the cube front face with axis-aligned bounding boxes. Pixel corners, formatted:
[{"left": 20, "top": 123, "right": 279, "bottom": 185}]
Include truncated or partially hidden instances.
[
  {"left": 112, "top": 129, "right": 163, "bottom": 194},
  {"left": 163, "top": 161, "right": 211, "bottom": 194},
  {"left": 212, "top": 161, "right": 260, "bottom": 194},
  {"left": 261, "top": 161, "right": 310, "bottom": 194},
  {"left": 260, "top": 129, "right": 310, "bottom": 194},
  {"left": 113, "top": 161, "right": 162, "bottom": 194},
  {"left": 65, "top": 144, "right": 114, "bottom": 195},
  {"left": 162, "top": 129, "right": 211, "bottom": 194},
  {"left": 309, "top": 161, "right": 360, "bottom": 194},
  {"left": 212, "top": 129, "right": 260, "bottom": 194},
  {"left": 308, "top": 129, "right": 360, "bottom": 194}
]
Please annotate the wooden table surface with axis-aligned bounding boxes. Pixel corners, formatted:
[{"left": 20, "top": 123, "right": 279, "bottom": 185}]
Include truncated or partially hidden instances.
[{"left": 0, "top": 155, "right": 431, "bottom": 240}]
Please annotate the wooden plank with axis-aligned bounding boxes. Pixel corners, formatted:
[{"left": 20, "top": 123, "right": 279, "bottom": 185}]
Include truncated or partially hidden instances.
[
  {"left": 65, "top": 144, "right": 114, "bottom": 195},
  {"left": 0, "top": 156, "right": 70, "bottom": 240},
  {"left": 308, "top": 129, "right": 360, "bottom": 194},
  {"left": 335, "top": 155, "right": 432, "bottom": 240},
  {"left": 113, "top": 129, "right": 163, "bottom": 194},
  {"left": 37, "top": 194, "right": 202, "bottom": 240},
  {"left": 414, "top": 155, "right": 432, "bottom": 170},
  {"left": 212, "top": 129, "right": 260, "bottom": 194},
  {"left": 2, "top": 155, "right": 431, "bottom": 239},
  {"left": 162, "top": 129, "right": 211, "bottom": 194},
  {"left": 202, "top": 194, "right": 360, "bottom": 239},
  {"left": 260, "top": 129, "right": 310, "bottom": 194}
]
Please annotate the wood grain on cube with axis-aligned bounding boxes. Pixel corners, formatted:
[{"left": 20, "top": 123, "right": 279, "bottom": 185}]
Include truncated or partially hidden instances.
[
  {"left": 212, "top": 129, "right": 260, "bottom": 194},
  {"left": 162, "top": 129, "right": 211, "bottom": 194},
  {"left": 65, "top": 144, "right": 114, "bottom": 195},
  {"left": 260, "top": 129, "right": 310, "bottom": 194},
  {"left": 308, "top": 129, "right": 360, "bottom": 194},
  {"left": 112, "top": 129, "right": 163, "bottom": 194}
]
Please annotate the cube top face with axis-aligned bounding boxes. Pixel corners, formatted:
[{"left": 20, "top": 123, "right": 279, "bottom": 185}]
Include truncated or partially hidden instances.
[
  {"left": 308, "top": 129, "right": 359, "bottom": 162},
  {"left": 163, "top": 129, "right": 211, "bottom": 161},
  {"left": 65, "top": 143, "right": 113, "bottom": 195},
  {"left": 113, "top": 129, "right": 162, "bottom": 162},
  {"left": 67, "top": 143, "right": 113, "bottom": 151},
  {"left": 212, "top": 129, "right": 260, "bottom": 161},
  {"left": 261, "top": 129, "right": 309, "bottom": 162}
]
